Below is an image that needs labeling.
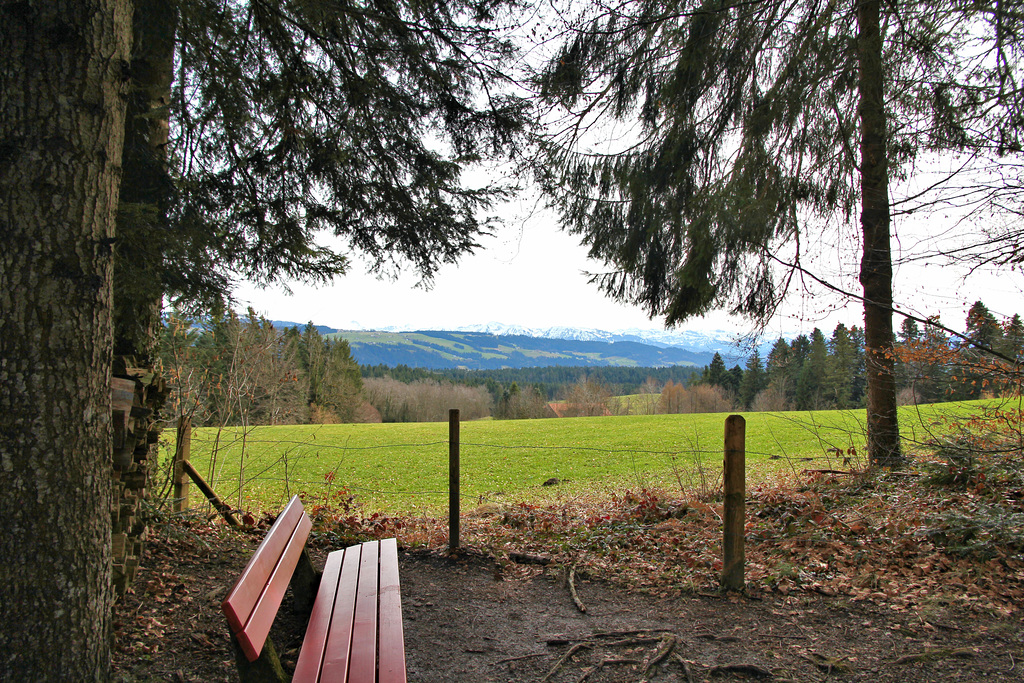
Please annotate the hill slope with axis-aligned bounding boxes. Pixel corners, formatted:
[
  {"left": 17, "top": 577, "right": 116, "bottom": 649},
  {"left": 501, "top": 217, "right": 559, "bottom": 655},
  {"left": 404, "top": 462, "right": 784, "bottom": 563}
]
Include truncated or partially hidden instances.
[{"left": 329, "top": 330, "right": 713, "bottom": 369}]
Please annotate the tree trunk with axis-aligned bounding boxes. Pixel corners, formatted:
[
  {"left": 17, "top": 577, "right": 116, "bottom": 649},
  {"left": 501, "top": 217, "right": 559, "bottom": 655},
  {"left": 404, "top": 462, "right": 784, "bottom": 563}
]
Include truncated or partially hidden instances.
[
  {"left": 106, "top": 0, "right": 177, "bottom": 600},
  {"left": 115, "top": 0, "right": 177, "bottom": 358},
  {"left": 0, "top": 1, "right": 132, "bottom": 679},
  {"left": 857, "top": 0, "right": 903, "bottom": 468}
]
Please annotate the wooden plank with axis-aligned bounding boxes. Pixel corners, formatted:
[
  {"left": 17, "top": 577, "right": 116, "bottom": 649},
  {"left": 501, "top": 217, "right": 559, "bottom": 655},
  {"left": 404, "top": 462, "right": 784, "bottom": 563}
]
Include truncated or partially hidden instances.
[
  {"left": 348, "top": 541, "right": 380, "bottom": 682},
  {"left": 222, "top": 496, "right": 305, "bottom": 633},
  {"left": 183, "top": 459, "right": 241, "bottom": 528},
  {"left": 319, "top": 545, "right": 363, "bottom": 682},
  {"left": 235, "top": 513, "right": 313, "bottom": 662},
  {"left": 292, "top": 550, "right": 345, "bottom": 682},
  {"left": 377, "top": 538, "right": 407, "bottom": 683}
]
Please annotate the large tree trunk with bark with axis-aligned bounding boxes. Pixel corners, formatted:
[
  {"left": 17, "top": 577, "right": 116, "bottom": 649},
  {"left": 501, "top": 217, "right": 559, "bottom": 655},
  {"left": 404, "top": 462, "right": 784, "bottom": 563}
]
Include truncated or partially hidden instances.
[
  {"left": 0, "top": 1, "right": 132, "bottom": 678},
  {"left": 857, "top": 0, "right": 903, "bottom": 468},
  {"left": 106, "top": 1, "right": 177, "bottom": 599},
  {"left": 115, "top": 0, "right": 177, "bottom": 358}
]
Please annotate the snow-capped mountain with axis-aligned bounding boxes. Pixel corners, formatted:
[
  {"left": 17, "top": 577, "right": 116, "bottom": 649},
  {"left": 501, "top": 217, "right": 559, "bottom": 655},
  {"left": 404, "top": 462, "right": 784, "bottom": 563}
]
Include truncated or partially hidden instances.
[
  {"left": 445, "top": 322, "right": 749, "bottom": 356},
  {"left": 272, "top": 318, "right": 768, "bottom": 363}
]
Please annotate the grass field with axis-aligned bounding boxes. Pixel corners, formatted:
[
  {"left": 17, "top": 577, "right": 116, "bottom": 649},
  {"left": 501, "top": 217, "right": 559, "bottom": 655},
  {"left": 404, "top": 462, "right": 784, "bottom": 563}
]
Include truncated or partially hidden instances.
[{"left": 170, "top": 401, "right": 993, "bottom": 515}]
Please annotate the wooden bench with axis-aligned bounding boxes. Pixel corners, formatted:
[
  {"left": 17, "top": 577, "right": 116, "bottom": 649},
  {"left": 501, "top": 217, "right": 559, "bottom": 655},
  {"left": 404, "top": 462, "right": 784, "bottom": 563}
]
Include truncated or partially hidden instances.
[{"left": 222, "top": 495, "right": 407, "bottom": 682}]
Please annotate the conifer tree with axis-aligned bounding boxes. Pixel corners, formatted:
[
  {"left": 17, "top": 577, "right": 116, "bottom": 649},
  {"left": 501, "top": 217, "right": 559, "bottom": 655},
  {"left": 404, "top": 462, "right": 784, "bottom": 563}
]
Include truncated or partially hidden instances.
[
  {"left": 765, "top": 337, "right": 793, "bottom": 409},
  {"left": 739, "top": 350, "right": 767, "bottom": 410},
  {"left": 535, "top": 0, "right": 1024, "bottom": 466},
  {"left": 704, "top": 352, "right": 728, "bottom": 388},
  {"left": 961, "top": 301, "right": 1004, "bottom": 398},
  {"left": 116, "top": 0, "right": 530, "bottom": 347},
  {"left": 1002, "top": 314, "right": 1024, "bottom": 362},
  {"left": 1, "top": 1, "right": 132, "bottom": 676},
  {"left": 827, "top": 323, "right": 859, "bottom": 408},
  {"left": 795, "top": 329, "right": 829, "bottom": 410}
]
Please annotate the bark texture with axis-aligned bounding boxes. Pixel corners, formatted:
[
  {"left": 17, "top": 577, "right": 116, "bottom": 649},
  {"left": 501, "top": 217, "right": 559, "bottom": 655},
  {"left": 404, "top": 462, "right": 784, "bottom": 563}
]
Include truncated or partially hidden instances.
[
  {"left": 0, "top": 0, "right": 132, "bottom": 678},
  {"left": 107, "top": 0, "right": 177, "bottom": 599},
  {"left": 114, "top": 0, "right": 176, "bottom": 358},
  {"left": 857, "top": 0, "right": 902, "bottom": 468}
]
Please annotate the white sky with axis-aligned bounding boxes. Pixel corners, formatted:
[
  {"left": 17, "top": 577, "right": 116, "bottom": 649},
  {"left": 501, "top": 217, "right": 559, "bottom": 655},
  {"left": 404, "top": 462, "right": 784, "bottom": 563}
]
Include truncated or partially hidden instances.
[
  {"left": 233, "top": 196, "right": 1023, "bottom": 340},
  {"left": 224, "top": 2, "right": 1024, "bottom": 343}
]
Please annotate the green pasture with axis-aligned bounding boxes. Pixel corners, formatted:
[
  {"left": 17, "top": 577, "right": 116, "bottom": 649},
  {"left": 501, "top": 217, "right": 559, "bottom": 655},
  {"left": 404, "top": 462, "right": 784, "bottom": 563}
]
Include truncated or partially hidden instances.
[{"left": 169, "top": 401, "right": 994, "bottom": 516}]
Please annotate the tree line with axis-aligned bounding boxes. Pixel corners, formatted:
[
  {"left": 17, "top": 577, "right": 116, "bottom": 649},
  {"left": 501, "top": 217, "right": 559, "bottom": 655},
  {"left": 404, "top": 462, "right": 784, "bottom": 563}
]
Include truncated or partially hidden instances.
[
  {"left": 162, "top": 301, "right": 1020, "bottom": 427},
  {"left": 163, "top": 316, "right": 704, "bottom": 424},
  {"left": 162, "top": 312, "right": 367, "bottom": 427},
  {"left": 694, "top": 301, "right": 1023, "bottom": 413}
]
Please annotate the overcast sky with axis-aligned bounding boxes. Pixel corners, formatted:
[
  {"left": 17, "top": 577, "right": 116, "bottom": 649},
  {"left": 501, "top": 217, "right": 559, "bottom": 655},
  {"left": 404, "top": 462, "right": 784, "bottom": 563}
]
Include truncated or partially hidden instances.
[{"left": 233, "top": 194, "right": 1022, "bottom": 340}]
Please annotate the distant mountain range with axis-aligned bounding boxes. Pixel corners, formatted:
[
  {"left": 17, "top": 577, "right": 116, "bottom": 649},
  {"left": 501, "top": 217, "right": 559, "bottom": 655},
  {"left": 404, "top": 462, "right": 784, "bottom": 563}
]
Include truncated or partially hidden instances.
[{"left": 271, "top": 320, "right": 767, "bottom": 370}]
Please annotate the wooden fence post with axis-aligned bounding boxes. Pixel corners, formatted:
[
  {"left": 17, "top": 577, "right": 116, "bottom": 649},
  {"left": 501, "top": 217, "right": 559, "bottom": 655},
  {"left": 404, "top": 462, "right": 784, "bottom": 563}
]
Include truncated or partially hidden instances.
[
  {"left": 722, "top": 414, "right": 746, "bottom": 591},
  {"left": 172, "top": 416, "right": 191, "bottom": 513},
  {"left": 449, "top": 409, "right": 460, "bottom": 552}
]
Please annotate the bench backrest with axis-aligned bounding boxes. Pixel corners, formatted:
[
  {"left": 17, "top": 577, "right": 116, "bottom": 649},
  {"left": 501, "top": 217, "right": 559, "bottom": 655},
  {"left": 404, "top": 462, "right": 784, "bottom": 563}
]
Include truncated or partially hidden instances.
[{"left": 222, "top": 495, "right": 313, "bottom": 662}]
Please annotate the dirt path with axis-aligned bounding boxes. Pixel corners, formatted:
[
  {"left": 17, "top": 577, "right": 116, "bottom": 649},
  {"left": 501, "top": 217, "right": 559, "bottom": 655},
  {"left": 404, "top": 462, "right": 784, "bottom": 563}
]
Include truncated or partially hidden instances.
[{"left": 112, "top": 523, "right": 1022, "bottom": 682}]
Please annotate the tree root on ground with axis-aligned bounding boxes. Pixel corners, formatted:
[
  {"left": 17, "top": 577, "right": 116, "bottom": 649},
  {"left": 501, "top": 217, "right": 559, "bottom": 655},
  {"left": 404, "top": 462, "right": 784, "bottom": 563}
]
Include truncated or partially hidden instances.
[
  {"left": 542, "top": 642, "right": 592, "bottom": 682},
  {"left": 707, "top": 663, "right": 774, "bottom": 678},
  {"left": 576, "top": 658, "right": 641, "bottom": 682},
  {"left": 568, "top": 564, "right": 587, "bottom": 613},
  {"left": 892, "top": 648, "right": 976, "bottom": 665},
  {"left": 641, "top": 634, "right": 678, "bottom": 677}
]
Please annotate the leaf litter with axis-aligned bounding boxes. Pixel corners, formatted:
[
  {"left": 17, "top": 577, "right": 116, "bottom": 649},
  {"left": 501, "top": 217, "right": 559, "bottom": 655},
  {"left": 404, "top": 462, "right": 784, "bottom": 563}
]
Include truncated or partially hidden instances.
[{"left": 113, "top": 451, "right": 1024, "bottom": 681}]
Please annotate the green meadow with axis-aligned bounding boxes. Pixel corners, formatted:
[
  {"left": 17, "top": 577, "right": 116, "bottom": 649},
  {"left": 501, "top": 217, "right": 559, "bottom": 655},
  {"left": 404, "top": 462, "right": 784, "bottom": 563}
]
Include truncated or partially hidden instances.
[{"left": 172, "top": 401, "right": 994, "bottom": 515}]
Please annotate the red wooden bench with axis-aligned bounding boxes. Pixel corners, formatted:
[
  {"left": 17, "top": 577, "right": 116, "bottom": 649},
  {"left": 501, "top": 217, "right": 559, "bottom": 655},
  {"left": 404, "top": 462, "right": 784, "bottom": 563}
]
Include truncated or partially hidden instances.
[{"left": 222, "top": 495, "right": 407, "bottom": 682}]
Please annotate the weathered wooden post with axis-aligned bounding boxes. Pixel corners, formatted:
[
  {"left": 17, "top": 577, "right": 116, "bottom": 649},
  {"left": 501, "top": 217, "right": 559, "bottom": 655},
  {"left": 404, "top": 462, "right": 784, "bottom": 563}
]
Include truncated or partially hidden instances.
[
  {"left": 722, "top": 414, "right": 746, "bottom": 591},
  {"left": 172, "top": 416, "right": 191, "bottom": 513},
  {"left": 449, "top": 408, "right": 460, "bottom": 552}
]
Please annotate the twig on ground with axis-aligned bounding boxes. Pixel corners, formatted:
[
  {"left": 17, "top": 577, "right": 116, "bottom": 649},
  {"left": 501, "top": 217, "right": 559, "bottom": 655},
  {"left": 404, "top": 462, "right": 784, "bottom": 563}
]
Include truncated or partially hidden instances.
[
  {"left": 542, "top": 642, "right": 592, "bottom": 682},
  {"left": 891, "top": 648, "right": 975, "bottom": 665},
  {"left": 603, "top": 637, "right": 664, "bottom": 648},
  {"left": 493, "top": 652, "right": 548, "bottom": 665},
  {"left": 590, "top": 629, "right": 675, "bottom": 639},
  {"left": 568, "top": 564, "right": 587, "bottom": 613}
]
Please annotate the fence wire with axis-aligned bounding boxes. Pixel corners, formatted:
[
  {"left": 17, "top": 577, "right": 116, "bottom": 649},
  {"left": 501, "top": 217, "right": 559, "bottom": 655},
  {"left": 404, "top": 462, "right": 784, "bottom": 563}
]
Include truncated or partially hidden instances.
[{"left": 164, "top": 417, "right": 872, "bottom": 518}]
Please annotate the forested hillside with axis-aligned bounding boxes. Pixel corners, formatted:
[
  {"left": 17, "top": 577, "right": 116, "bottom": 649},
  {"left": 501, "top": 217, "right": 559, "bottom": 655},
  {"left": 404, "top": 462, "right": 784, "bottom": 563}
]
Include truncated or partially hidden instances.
[
  {"left": 159, "top": 301, "right": 1019, "bottom": 425},
  {"left": 332, "top": 329, "right": 712, "bottom": 369}
]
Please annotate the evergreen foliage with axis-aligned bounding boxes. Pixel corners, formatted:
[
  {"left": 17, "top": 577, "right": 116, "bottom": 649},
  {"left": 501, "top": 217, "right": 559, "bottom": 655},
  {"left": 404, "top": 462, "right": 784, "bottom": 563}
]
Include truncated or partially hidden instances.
[
  {"left": 161, "top": 313, "right": 366, "bottom": 426},
  {"left": 739, "top": 350, "right": 766, "bottom": 410},
  {"left": 533, "top": 0, "right": 1024, "bottom": 465},
  {"left": 119, "top": 0, "right": 530, "bottom": 317}
]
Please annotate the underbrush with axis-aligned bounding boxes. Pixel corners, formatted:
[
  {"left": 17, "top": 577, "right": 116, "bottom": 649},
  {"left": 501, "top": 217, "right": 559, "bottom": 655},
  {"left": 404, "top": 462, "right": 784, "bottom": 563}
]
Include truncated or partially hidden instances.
[
  {"left": 238, "top": 422, "right": 1022, "bottom": 617},
  {"left": 165, "top": 405, "right": 1022, "bottom": 616}
]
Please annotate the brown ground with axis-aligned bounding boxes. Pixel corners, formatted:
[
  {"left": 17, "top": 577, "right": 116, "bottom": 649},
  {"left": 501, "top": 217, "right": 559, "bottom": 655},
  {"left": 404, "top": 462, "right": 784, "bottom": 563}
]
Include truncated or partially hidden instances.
[{"left": 112, "top": 521, "right": 1024, "bottom": 683}]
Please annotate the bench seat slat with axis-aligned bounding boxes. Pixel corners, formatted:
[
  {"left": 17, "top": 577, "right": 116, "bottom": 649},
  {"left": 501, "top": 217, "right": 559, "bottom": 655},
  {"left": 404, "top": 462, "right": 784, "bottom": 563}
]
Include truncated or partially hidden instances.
[
  {"left": 292, "top": 549, "right": 344, "bottom": 682},
  {"left": 223, "top": 495, "right": 306, "bottom": 635},
  {"left": 231, "top": 511, "right": 313, "bottom": 661},
  {"left": 377, "top": 538, "right": 407, "bottom": 683},
  {"left": 300, "top": 545, "right": 361, "bottom": 682},
  {"left": 346, "top": 541, "right": 380, "bottom": 682}
]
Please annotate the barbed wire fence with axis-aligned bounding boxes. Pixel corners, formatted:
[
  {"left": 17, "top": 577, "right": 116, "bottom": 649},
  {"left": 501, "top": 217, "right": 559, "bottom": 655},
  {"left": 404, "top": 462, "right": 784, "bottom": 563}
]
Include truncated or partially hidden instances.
[{"left": 154, "top": 410, "right": 881, "bottom": 529}]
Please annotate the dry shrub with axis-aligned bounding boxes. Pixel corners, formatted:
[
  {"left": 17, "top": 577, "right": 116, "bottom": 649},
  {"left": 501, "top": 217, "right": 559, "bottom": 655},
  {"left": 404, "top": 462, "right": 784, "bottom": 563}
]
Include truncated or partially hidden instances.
[
  {"left": 353, "top": 401, "right": 382, "bottom": 423},
  {"left": 660, "top": 381, "right": 733, "bottom": 413},
  {"left": 308, "top": 403, "right": 339, "bottom": 424},
  {"left": 752, "top": 383, "right": 789, "bottom": 412}
]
